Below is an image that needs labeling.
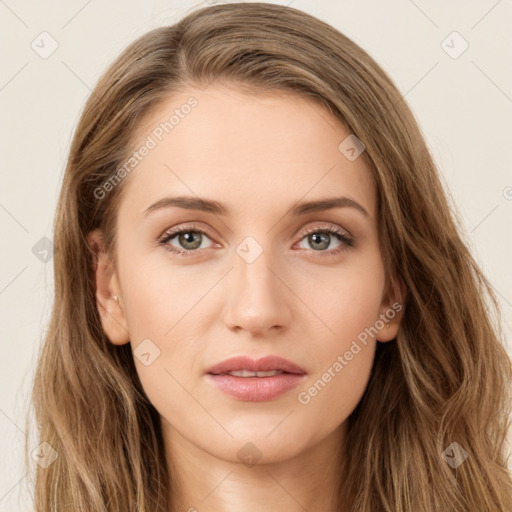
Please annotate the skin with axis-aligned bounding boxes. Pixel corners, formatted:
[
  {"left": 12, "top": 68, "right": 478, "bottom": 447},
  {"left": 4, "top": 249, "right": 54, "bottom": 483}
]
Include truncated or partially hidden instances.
[{"left": 89, "top": 83, "right": 404, "bottom": 512}]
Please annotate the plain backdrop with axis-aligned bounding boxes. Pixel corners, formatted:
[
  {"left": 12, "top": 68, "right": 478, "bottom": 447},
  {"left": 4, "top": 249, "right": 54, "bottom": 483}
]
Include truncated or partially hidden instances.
[{"left": 1, "top": 0, "right": 511, "bottom": 509}]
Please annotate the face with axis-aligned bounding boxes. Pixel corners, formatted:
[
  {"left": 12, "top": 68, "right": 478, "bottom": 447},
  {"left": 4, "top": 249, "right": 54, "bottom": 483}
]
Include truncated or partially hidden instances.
[{"left": 89, "top": 83, "right": 402, "bottom": 466}]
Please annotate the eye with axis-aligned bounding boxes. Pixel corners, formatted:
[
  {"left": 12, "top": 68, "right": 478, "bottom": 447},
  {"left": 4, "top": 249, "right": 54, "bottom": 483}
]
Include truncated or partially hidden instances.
[
  {"left": 295, "top": 225, "right": 353, "bottom": 256},
  {"left": 158, "top": 224, "right": 215, "bottom": 256}
]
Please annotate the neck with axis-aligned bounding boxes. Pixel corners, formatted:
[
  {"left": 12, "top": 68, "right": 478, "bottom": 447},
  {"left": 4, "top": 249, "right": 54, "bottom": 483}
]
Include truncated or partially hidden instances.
[{"left": 164, "top": 420, "right": 347, "bottom": 512}]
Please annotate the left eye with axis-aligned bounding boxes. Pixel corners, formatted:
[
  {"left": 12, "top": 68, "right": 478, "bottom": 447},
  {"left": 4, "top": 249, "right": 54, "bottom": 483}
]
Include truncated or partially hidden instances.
[{"left": 297, "top": 230, "right": 345, "bottom": 251}]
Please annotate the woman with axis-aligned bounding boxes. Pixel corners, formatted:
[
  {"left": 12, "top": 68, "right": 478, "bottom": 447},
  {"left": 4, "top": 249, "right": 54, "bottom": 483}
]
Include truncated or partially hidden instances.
[{"left": 26, "top": 2, "right": 512, "bottom": 511}]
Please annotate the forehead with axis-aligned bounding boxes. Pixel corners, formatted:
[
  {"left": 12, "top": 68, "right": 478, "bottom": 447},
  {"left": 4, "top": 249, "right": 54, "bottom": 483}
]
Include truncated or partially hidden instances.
[{"left": 118, "top": 84, "right": 376, "bottom": 220}]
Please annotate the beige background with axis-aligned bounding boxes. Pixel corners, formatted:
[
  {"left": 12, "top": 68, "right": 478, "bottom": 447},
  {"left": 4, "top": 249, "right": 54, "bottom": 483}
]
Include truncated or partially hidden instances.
[{"left": 1, "top": 0, "right": 511, "bottom": 509}]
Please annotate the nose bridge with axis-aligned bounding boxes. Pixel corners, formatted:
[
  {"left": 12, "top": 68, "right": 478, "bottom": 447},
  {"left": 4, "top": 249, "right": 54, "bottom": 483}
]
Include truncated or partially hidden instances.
[{"left": 222, "top": 236, "right": 291, "bottom": 333}]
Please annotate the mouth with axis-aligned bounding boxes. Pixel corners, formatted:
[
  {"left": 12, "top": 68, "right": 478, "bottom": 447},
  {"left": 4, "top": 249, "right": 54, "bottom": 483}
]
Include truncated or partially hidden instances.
[
  {"left": 214, "top": 369, "right": 288, "bottom": 377},
  {"left": 206, "top": 355, "right": 307, "bottom": 401},
  {"left": 206, "top": 355, "right": 307, "bottom": 376}
]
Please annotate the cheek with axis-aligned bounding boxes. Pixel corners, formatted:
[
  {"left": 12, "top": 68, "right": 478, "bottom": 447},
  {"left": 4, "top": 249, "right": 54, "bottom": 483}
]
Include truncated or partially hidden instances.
[
  {"left": 295, "top": 340, "right": 376, "bottom": 440},
  {"left": 119, "top": 257, "right": 211, "bottom": 406},
  {"left": 291, "top": 256, "right": 384, "bottom": 424},
  {"left": 120, "top": 254, "right": 208, "bottom": 340},
  {"left": 294, "top": 252, "right": 386, "bottom": 351}
]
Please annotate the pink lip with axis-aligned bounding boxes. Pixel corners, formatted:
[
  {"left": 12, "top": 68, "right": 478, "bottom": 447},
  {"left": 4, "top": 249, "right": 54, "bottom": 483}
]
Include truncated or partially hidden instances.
[
  {"left": 206, "top": 355, "right": 307, "bottom": 402},
  {"left": 207, "top": 355, "right": 307, "bottom": 375}
]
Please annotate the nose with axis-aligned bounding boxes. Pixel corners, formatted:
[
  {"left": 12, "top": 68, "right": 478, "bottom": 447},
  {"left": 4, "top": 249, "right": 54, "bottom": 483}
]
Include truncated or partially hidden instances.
[{"left": 222, "top": 245, "right": 292, "bottom": 336}]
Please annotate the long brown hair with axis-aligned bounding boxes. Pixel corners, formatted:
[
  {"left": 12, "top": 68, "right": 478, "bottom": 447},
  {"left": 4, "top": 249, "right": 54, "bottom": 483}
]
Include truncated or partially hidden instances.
[{"left": 26, "top": 3, "right": 512, "bottom": 510}]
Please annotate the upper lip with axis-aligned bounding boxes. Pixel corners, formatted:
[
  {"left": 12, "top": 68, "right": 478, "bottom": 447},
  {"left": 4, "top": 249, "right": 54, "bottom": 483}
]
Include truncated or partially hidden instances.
[{"left": 207, "top": 355, "right": 307, "bottom": 375}]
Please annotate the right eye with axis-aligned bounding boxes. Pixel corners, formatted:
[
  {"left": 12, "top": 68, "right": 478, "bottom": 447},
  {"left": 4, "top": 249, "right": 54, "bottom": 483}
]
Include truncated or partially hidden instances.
[{"left": 158, "top": 224, "right": 216, "bottom": 256}]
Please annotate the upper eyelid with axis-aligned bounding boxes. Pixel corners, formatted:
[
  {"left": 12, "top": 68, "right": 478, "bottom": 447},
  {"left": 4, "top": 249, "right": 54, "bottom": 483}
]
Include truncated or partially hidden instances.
[
  {"left": 159, "top": 223, "right": 214, "bottom": 241},
  {"left": 300, "top": 224, "right": 351, "bottom": 237}
]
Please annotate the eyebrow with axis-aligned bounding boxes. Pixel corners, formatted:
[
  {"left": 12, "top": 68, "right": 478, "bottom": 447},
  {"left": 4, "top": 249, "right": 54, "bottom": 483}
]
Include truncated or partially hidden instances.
[{"left": 143, "top": 195, "right": 370, "bottom": 218}]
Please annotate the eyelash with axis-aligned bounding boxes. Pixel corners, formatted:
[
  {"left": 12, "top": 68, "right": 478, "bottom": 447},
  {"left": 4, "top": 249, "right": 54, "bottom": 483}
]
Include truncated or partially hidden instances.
[{"left": 157, "top": 223, "right": 353, "bottom": 258}]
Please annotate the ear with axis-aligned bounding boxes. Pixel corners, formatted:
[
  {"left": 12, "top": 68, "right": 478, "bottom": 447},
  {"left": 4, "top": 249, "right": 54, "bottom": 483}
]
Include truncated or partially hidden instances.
[
  {"left": 87, "top": 229, "right": 130, "bottom": 346},
  {"left": 376, "top": 274, "right": 406, "bottom": 343}
]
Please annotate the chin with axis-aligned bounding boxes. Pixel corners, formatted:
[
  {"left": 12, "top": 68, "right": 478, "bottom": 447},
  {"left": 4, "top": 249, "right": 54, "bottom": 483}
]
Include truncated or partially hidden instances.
[{"left": 207, "top": 429, "right": 311, "bottom": 465}]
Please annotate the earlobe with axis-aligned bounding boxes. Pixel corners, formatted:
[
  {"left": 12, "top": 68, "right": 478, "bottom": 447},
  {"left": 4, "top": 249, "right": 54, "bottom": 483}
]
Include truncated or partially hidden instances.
[
  {"left": 376, "top": 313, "right": 401, "bottom": 343},
  {"left": 377, "top": 275, "right": 407, "bottom": 343},
  {"left": 87, "top": 229, "right": 130, "bottom": 346}
]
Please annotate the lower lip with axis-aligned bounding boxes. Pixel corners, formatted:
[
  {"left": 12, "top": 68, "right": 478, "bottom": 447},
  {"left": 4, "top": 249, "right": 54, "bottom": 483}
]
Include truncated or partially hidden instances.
[{"left": 206, "top": 373, "right": 306, "bottom": 401}]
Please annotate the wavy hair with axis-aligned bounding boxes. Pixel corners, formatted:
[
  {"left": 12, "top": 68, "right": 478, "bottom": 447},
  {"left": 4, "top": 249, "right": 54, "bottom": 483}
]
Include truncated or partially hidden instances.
[{"left": 26, "top": 3, "right": 512, "bottom": 510}]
